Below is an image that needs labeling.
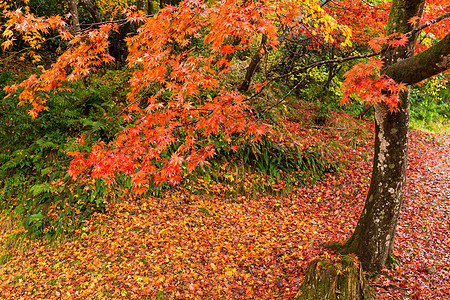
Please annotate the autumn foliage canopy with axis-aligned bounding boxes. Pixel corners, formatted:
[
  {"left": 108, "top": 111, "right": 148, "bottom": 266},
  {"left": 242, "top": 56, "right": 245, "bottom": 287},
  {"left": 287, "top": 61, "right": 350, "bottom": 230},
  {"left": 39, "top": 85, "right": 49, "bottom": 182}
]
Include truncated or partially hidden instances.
[{"left": 1, "top": 0, "right": 449, "bottom": 193}]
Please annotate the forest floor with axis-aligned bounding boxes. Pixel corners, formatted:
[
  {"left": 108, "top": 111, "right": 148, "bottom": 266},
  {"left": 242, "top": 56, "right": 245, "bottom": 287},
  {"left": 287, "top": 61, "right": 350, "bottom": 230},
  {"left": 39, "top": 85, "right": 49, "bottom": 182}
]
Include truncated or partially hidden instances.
[{"left": 0, "top": 114, "right": 448, "bottom": 300}]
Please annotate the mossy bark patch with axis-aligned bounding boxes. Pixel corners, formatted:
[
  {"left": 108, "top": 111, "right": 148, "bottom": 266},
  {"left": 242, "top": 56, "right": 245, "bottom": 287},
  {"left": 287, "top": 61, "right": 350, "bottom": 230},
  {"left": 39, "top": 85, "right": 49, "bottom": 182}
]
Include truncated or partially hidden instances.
[{"left": 296, "top": 256, "right": 373, "bottom": 300}]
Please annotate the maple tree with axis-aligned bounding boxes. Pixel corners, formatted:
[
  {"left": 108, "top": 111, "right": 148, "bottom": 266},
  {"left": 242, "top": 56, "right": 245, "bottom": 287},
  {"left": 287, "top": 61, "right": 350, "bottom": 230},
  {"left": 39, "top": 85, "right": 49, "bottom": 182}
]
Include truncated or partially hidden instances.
[
  {"left": 1, "top": 0, "right": 450, "bottom": 297},
  {"left": 331, "top": 0, "right": 450, "bottom": 272}
]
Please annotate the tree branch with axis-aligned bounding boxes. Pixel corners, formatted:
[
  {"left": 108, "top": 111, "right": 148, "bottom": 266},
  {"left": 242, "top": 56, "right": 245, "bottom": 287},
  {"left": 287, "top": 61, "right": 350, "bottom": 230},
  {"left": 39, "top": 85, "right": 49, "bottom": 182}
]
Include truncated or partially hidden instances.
[
  {"left": 384, "top": 32, "right": 450, "bottom": 85},
  {"left": 79, "top": 0, "right": 102, "bottom": 24},
  {"left": 407, "top": 11, "right": 450, "bottom": 37},
  {"left": 237, "top": 35, "right": 267, "bottom": 92}
]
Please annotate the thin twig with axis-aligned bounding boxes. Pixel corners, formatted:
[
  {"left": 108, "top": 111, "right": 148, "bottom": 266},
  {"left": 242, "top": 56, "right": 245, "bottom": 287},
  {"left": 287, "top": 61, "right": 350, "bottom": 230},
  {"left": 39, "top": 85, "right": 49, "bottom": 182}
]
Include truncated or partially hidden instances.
[{"left": 407, "top": 11, "right": 450, "bottom": 37}]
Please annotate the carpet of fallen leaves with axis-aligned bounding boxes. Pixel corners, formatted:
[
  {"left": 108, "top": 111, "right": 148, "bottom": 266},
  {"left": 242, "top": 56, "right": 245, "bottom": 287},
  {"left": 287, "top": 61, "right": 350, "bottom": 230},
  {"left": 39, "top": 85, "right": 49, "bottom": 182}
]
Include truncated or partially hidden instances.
[
  {"left": 0, "top": 116, "right": 449, "bottom": 299},
  {"left": 373, "top": 130, "right": 450, "bottom": 300}
]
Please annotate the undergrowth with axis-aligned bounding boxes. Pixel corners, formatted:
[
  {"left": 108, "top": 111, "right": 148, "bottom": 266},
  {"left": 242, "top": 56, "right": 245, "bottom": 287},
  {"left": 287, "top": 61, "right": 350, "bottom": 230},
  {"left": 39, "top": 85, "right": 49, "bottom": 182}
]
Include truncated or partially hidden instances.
[
  {"left": 2, "top": 55, "right": 447, "bottom": 241},
  {"left": 0, "top": 65, "right": 353, "bottom": 240},
  {"left": 0, "top": 67, "right": 127, "bottom": 238},
  {"left": 410, "top": 74, "right": 450, "bottom": 132},
  {"left": 186, "top": 137, "right": 338, "bottom": 198}
]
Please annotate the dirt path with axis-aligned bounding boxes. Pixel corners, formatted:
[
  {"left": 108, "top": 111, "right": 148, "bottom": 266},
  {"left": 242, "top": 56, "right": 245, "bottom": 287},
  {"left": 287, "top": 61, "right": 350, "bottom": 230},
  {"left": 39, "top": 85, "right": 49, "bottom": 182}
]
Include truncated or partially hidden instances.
[{"left": 375, "top": 131, "right": 450, "bottom": 299}]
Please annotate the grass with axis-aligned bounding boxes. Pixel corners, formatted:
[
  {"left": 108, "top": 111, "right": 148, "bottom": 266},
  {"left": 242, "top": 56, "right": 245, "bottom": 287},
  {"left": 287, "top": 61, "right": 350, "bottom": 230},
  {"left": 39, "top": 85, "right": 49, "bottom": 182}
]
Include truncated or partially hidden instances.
[
  {"left": 410, "top": 119, "right": 450, "bottom": 133},
  {"left": 0, "top": 214, "right": 28, "bottom": 265}
]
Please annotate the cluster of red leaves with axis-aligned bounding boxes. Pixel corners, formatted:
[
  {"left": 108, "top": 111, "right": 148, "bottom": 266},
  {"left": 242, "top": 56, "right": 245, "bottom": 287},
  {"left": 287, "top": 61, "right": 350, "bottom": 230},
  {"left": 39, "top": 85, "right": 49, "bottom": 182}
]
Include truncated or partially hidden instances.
[
  {"left": 335, "top": 1, "right": 449, "bottom": 112},
  {"left": 0, "top": 113, "right": 449, "bottom": 299},
  {"left": 0, "top": 139, "right": 371, "bottom": 299},
  {"left": 341, "top": 58, "right": 407, "bottom": 112},
  {"left": 415, "top": 2, "right": 450, "bottom": 53},
  {"left": 2, "top": 0, "right": 352, "bottom": 191},
  {"left": 326, "top": 0, "right": 449, "bottom": 52},
  {"left": 2, "top": 0, "right": 448, "bottom": 193},
  {"left": 1, "top": 7, "right": 67, "bottom": 50},
  {"left": 324, "top": 0, "right": 390, "bottom": 44},
  {"left": 4, "top": 21, "right": 116, "bottom": 117},
  {"left": 65, "top": 0, "right": 273, "bottom": 191},
  {"left": 367, "top": 32, "right": 410, "bottom": 52},
  {"left": 64, "top": 0, "right": 352, "bottom": 191}
]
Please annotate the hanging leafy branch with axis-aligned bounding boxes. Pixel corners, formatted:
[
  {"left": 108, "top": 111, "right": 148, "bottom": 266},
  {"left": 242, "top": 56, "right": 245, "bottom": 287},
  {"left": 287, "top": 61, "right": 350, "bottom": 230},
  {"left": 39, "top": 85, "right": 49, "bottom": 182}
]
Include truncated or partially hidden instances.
[{"left": 1, "top": 0, "right": 449, "bottom": 194}]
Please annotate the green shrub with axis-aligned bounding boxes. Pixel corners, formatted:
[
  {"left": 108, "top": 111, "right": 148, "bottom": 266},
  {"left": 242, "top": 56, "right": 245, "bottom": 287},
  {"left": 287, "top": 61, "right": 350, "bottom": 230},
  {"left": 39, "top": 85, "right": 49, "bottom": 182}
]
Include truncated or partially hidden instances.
[
  {"left": 0, "top": 69, "right": 128, "bottom": 238},
  {"left": 410, "top": 74, "right": 450, "bottom": 131}
]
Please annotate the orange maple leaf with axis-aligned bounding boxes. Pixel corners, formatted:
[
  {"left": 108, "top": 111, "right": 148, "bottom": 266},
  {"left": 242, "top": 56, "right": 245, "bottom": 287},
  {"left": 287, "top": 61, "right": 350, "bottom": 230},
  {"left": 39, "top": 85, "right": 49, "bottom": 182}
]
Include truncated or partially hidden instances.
[
  {"left": 408, "top": 16, "right": 421, "bottom": 26},
  {"left": 388, "top": 34, "right": 409, "bottom": 48}
]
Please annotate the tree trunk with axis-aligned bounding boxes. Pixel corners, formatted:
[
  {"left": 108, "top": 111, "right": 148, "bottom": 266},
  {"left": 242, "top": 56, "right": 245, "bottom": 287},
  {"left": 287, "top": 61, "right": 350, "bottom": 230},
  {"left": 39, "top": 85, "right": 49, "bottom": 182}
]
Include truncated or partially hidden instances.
[
  {"left": 237, "top": 35, "right": 267, "bottom": 92},
  {"left": 357, "top": 104, "right": 372, "bottom": 119},
  {"left": 336, "top": 0, "right": 426, "bottom": 271},
  {"left": 137, "top": 0, "right": 146, "bottom": 11},
  {"left": 68, "top": 0, "right": 81, "bottom": 34},
  {"left": 147, "top": 0, "right": 154, "bottom": 14},
  {"left": 299, "top": 0, "right": 450, "bottom": 296},
  {"left": 337, "top": 94, "right": 411, "bottom": 271},
  {"left": 79, "top": 0, "right": 102, "bottom": 24},
  {"left": 313, "top": 0, "right": 450, "bottom": 280},
  {"left": 160, "top": 0, "right": 180, "bottom": 8},
  {"left": 385, "top": 32, "right": 450, "bottom": 85},
  {"left": 137, "top": 0, "right": 154, "bottom": 13},
  {"left": 322, "top": 46, "right": 342, "bottom": 100}
]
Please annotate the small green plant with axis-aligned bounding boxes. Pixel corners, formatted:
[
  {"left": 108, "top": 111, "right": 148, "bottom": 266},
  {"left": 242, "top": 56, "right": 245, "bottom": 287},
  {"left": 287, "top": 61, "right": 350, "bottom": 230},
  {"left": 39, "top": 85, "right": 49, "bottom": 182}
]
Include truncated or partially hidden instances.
[
  {"left": 0, "top": 252, "right": 13, "bottom": 265},
  {"left": 156, "top": 291, "right": 168, "bottom": 300},
  {"left": 199, "top": 206, "right": 210, "bottom": 216},
  {"left": 390, "top": 254, "right": 400, "bottom": 269}
]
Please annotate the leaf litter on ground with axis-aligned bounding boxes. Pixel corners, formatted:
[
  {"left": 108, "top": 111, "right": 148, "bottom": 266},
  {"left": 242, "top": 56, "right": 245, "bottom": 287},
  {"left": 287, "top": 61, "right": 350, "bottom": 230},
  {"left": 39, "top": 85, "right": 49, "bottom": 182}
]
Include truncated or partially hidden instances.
[{"left": 0, "top": 114, "right": 448, "bottom": 299}]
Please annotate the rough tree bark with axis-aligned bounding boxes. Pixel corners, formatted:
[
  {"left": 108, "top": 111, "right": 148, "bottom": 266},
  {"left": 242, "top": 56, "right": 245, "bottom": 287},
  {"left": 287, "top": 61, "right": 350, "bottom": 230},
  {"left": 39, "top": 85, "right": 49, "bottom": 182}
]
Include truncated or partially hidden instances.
[
  {"left": 137, "top": 0, "right": 146, "bottom": 11},
  {"left": 385, "top": 32, "right": 450, "bottom": 85},
  {"left": 147, "top": 0, "right": 154, "bottom": 15},
  {"left": 357, "top": 104, "right": 372, "bottom": 119},
  {"left": 68, "top": 0, "right": 81, "bottom": 34},
  {"left": 138, "top": 0, "right": 155, "bottom": 15},
  {"left": 137, "top": 0, "right": 155, "bottom": 13},
  {"left": 160, "top": 0, "right": 181, "bottom": 7},
  {"left": 296, "top": 256, "right": 373, "bottom": 300}
]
